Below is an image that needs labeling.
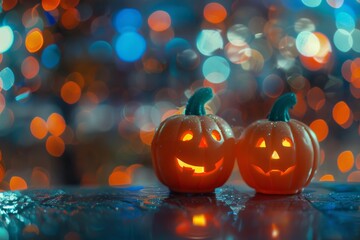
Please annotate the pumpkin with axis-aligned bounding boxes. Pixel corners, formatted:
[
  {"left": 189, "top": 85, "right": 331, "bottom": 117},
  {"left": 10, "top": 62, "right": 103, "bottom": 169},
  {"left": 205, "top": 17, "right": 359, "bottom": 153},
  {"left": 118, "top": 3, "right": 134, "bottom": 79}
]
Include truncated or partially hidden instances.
[
  {"left": 151, "top": 88, "right": 235, "bottom": 193},
  {"left": 236, "top": 93, "right": 319, "bottom": 194}
]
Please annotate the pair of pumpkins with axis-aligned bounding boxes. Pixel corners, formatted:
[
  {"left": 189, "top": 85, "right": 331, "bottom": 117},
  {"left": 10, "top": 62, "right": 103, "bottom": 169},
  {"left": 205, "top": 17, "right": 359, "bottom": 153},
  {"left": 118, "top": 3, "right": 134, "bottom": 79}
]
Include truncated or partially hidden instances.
[{"left": 151, "top": 88, "right": 320, "bottom": 194}]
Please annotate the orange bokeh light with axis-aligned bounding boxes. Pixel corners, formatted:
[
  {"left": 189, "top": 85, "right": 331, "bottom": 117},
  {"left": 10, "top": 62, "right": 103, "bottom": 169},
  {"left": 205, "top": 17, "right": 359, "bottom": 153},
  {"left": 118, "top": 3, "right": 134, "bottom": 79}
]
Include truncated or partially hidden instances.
[
  {"left": 332, "top": 101, "right": 351, "bottom": 126},
  {"left": 309, "top": 119, "right": 328, "bottom": 142},
  {"left": 2, "top": 0, "right": 18, "bottom": 11},
  {"left": 61, "top": 8, "right": 80, "bottom": 29},
  {"left": 319, "top": 174, "right": 335, "bottom": 182},
  {"left": 108, "top": 170, "right": 131, "bottom": 186},
  {"left": 60, "top": 0, "right": 80, "bottom": 9},
  {"left": 307, "top": 87, "right": 325, "bottom": 111},
  {"left": 47, "top": 113, "right": 66, "bottom": 136},
  {"left": 25, "top": 29, "right": 44, "bottom": 53},
  {"left": 203, "top": 2, "right": 227, "bottom": 24},
  {"left": 21, "top": 56, "right": 40, "bottom": 79},
  {"left": 140, "top": 128, "right": 155, "bottom": 146},
  {"left": 31, "top": 167, "right": 50, "bottom": 188},
  {"left": 30, "top": 117, "right": 48, "bottom": 140},
  {"left": 337, "top": 150, "right": 354, "bottom": 173},
  {"left": 347, "top": 171, "right": 360, "bottom": 182},
  {"left": 42, "top": 0, "right": 60, "bottom": 11},
  {"left": 148, "top": 10, "right": 171, "bottom": 32},
  {"left": 0, "top": 163, "right": 5, "bottom": 183},
  {"left": 46, "top": 136, "right": 65, "bottom": 157},
  {"left": 10, "top": 176, "right": 28, "bottom": 191},
  {"left": 61, "top": 81, "right": 81, "bottom": 104}
]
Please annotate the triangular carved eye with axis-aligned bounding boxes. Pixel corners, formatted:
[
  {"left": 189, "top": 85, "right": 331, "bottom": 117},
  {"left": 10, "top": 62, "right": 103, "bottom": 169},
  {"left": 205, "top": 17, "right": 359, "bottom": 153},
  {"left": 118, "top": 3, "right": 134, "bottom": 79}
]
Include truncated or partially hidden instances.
[
  {"left": 282, "top": 138, "right": 292, "bottom": 147},
  {"left": 181, "top": 131, "right": 193, "bottom": 141},
  {"left": 256, "top": 138, "right": 266, "bottom": 148}
]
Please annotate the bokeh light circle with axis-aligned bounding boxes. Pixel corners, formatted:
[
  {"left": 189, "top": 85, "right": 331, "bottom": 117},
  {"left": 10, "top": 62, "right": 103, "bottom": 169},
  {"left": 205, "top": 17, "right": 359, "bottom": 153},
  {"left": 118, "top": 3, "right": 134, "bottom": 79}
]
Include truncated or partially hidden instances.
[
  {"left": 262, "top": 74, "right": 285, "bottom": 98},
  {"left": 309, "top": 119, "right": 328, "bottom": 142},
  {"left": 115, "top": 32, "right": 146, "bottom": 62},
  {"left": 202, "top": 56, "right": 230, "bottom": 84},
  {"left": 196, "top": 29, "right": 223, "bottom": 56},
  {"left": 0, "top": 67, "right": 15, "bottom": 91},
  {"left": 225, "top": 42, "right": 251, "bottom": 64},
  {"left": 227, "top": 24, "right": 251, "bottom": 46},
  {"left": 302, "top": 0, "right": 322, "bottom": 7},
  {"left": 114, "top": 8, "right": 142, "bottom": 33},
  {"left": 148, "top": 10, "right": 171, "bottom": 32},
  {"left": 296, "top": 31, "right": 320, "bottom": 57},
  {"left": 203, "top": 2, "right": 227, "bottom": 24},
  {"left": 41, "top": 44, "right": 61, "bottom": 69},
  {"left": 0, "top": 26, "right": 14, "bottom": 53},
  {"left": 334, "top": 29, "right": 353, "bottom": 52}
]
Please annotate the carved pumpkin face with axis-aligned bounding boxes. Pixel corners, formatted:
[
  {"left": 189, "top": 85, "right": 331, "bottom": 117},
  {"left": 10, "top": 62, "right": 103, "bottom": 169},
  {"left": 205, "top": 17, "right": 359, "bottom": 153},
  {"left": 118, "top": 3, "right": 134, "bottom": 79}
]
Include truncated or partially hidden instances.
[
  {"left": 151, "top": 88, "right": 235, "bottom": 193},
  {"left": 152, "top": 115, "right": 235, "bottom": 193},
  {"left": 236, "top": 93, "right": 320, "bottom": 194}
]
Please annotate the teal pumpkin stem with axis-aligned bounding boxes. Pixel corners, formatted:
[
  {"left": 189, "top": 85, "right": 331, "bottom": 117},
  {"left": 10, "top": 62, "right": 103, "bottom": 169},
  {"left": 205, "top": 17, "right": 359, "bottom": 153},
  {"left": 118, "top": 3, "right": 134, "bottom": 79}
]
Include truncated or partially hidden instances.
[
  {"left": 185, "top": 88, "right": 213, "bottom": 116},
  {"left": 268, "top": 92, "right": 297, "bottom": 122}
]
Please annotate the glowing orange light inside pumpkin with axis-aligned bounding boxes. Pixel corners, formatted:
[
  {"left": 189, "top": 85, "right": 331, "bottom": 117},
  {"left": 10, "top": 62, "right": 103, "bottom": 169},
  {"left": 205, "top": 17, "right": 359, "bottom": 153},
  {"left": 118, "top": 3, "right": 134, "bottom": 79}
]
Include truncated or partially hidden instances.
[
  {"left": 199, "top": 137, "right": 208, "bottom": 148},
  {"left": 211, "top": 130, "right": 221, "bottom": 141},
  {"left": 177, "top": 158, "right": 205, "bottom": 173},
  {"left": 181, "top": 131, "right": 193, "bottom": 141},
  {"left": 271, "top": 151, "right": 280, "bottom": 160},
  {"left": 192, "top": 214, "right": 207, "bottom": 227},
  {"left": 282, "top": 138, "right": 292, "bottom": 147},
  {"left": 256, "top": 138, "right": 266, "bottom": 148}
]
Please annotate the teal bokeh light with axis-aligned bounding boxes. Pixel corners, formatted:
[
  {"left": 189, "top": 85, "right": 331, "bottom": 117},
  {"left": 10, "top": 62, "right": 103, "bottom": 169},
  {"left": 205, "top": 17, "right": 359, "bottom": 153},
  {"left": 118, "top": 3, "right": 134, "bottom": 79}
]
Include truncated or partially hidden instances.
[{"left": 0, "top": 26, "right": 14, "bottom": 54}]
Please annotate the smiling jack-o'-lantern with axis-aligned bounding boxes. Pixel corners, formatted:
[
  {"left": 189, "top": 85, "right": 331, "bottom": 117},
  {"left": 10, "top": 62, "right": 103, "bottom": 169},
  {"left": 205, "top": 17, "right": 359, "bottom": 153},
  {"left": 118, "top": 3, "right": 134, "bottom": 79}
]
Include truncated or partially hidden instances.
[
  {"left": 236, "top": 93, "right": 319, "bottom": 194},
  {"left": 151, "top": 88, "right": 235, "bottom": 193}
]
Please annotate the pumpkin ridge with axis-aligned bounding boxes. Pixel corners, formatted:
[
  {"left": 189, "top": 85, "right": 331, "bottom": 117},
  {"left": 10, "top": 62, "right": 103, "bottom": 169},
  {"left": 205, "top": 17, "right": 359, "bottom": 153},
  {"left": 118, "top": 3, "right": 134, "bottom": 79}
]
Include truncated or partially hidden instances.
[{"left": 295, "top": 120, "right": 319, "bottom": 186}]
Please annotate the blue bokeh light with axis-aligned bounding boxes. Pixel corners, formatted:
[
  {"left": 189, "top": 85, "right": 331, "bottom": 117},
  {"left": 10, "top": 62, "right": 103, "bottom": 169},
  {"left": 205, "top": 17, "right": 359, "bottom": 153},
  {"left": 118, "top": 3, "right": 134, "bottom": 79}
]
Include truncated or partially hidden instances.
[
  {"left": 115, "top": 32, "right": 146, "bottom": 62},
  {"left": 0, "top": 67, "right": 15, "bottom": 91},
  {"left": 41, "top": 44, "right": 61, "bottom": 69},
  {"left": 113, "top": 8, "right": 142, "bottom": 33}
]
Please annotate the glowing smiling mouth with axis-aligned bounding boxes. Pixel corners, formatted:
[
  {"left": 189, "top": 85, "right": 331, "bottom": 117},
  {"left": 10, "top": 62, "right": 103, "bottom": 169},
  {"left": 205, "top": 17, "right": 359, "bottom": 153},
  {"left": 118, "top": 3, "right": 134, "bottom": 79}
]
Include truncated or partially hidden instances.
[
  {"left": 177, "top": 158, "right": 224, "bottom": 174},
  {"left": 252, "top": 165, "right": 295, "bottom": 176}
]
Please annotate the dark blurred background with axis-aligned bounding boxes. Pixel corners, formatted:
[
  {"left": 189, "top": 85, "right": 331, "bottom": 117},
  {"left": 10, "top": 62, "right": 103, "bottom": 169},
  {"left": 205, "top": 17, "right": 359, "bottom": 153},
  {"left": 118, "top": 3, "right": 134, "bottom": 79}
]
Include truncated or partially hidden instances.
[{"left": 0, "top": 0, "right": 360, "bottom": 190}]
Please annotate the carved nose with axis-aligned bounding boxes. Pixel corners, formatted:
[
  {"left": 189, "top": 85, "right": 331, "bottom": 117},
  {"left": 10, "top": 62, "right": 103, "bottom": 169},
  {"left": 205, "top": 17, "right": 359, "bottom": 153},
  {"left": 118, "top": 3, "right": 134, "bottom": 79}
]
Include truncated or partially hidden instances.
[
  {"left": 199, "top": 137, "right": 208, "bottom": 148},
  {"left": 271, "top": 150, "right": 280, "bottom": 160}
]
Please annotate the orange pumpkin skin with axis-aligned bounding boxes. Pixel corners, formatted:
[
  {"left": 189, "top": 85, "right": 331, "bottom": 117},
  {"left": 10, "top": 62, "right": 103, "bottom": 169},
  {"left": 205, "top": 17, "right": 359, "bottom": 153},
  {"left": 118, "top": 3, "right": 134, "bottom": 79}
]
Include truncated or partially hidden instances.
[
  {"left": 151, "top": 88, "right": 235, "bottom": 193},
  {"left": 236, "top": 93, "right": 319, "bottom": 194}
]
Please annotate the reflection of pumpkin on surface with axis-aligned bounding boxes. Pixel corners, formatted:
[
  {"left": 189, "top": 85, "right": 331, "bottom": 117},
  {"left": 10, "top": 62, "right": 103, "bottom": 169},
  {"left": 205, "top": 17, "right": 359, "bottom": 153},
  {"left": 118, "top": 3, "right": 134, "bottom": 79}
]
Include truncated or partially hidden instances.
[
  {"left": 236, "top": 93, "right": 320, "bottom": 194},
  {"left": 151, "top": 194, "right": 235, "bottom": 239},
  {"left": 235, "top": 194, "right": 320, "bottom": 239},
  {"left": 152, "top": 88, "right": 235, "bottom": 193}
]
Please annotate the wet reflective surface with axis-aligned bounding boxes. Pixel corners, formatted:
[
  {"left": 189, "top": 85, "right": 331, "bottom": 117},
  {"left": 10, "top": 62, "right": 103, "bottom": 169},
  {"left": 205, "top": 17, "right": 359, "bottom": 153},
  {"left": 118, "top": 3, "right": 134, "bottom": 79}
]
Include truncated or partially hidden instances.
[{"left": 0, "top": 183, "right": 359, "bottom": 239}]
